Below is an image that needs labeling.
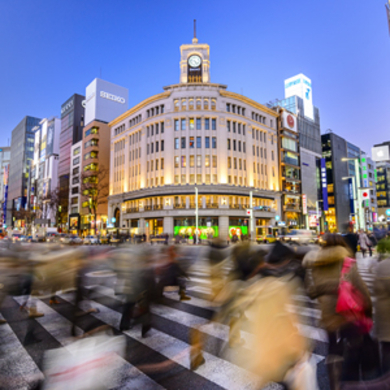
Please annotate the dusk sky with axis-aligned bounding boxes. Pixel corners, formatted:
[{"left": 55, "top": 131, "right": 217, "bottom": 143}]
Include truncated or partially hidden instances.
[{"left": 0, "top": 0, "right": 389, "bottom": 154}]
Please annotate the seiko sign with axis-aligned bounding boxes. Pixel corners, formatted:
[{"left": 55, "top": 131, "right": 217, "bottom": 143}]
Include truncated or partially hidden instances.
[{"left": 100, "top": 91, "right": 126, "bottom": 104}]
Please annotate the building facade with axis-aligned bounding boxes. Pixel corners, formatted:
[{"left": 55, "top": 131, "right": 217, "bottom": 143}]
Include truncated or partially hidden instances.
[
  {"left": 7, "top": 116, "right": 41, "bottom": 227},
  {"left": 28, "top": 117, "right": 61, "bottom": 227},
  {"left": 275, "top": 74, "right": 322, "bottom": 228},
  {"left": 58, "top": 94, "right": 85, "bottom": 229},
  {"left": 107, "top": 35, "right": 281, "bottom": 241},
  {"left": 0, "top": 147, "right": 11, "bottom": 228}
]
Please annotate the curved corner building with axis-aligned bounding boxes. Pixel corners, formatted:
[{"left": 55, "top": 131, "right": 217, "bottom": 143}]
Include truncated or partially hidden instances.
[{"left": 108, "top": 34, "right": 281, "bottom": 241}]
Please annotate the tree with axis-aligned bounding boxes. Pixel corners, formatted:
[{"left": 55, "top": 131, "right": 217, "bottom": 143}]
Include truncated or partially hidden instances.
[
  {"left": 47, "top": 186, "right": 70, "bottom": 230},
  {"left": 14, "top": 208, "right": 36, "bottom": 235},
  {"left": 79, "top": 165, "right": 109, "bottom": 235}
]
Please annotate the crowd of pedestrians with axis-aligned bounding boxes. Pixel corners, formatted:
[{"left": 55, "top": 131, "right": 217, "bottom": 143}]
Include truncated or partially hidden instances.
[{"left": 1, "top": 229, "right": 390, "bottom": 388}]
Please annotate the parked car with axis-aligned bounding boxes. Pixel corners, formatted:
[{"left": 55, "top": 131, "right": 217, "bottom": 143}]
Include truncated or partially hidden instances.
[
  {"left": 11, "top": 234, "right": 22, "bottom": 243},
  {"left": 84, "top": 235, "right": 99, "bottom": 245},
  {"left": 62, "top": 234, "right": 83, "bottom": 245},
  {"left": 46, "top": 232, "right": 59, "bottom": 243},
  {"left": 263, "top": 234, "right": 277, "bottom": 244}
]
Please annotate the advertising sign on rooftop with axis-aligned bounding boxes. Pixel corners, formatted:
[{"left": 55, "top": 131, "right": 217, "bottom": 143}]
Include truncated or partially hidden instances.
[
  {"left": 284, "top": 73, "right": 314, "bottom": 120},
  {"left": 371, "top": 145, "right": 390, "bottom": 162}
]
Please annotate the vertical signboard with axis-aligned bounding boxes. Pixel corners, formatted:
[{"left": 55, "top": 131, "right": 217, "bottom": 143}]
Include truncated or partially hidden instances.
[
  {"left": 348, "top": 178, "right": 355, "bottom": 214},
  {"left": 46, "top": 123, "right": 55, "bottom": 156},
  {"left": 302, "top": 194, "right": 307, "bottom": 214},
  {"left": 2, "top": 164, "right": 9, "bottom": 224},
  {"left": 321, "top": 158, "right": 329, "bottom": 211}
]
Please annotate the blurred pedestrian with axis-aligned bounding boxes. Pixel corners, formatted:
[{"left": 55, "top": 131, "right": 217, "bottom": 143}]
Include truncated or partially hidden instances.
[
  {"left": 367, "top": 231, "right": 377, "bottom": 257},
  {"left": 359, "top": 229, "right": 371, "bottom": 257},
  {"left": 303, "top": 233, "right": 375, "bottom": 389}
]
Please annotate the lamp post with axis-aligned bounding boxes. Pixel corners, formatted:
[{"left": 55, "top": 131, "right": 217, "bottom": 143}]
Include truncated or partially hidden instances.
[{"left": 342, "top": 176, "right": 358, "bottom": 231}]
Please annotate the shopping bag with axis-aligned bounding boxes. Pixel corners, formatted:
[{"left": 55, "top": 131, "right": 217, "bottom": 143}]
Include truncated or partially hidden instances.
[
  {"left": 336, "top": 258, "right": 373, "bottom": 333},
  {"left": 42, "top": 334, "right": 125, "bottom": 390},
  {"left": 284, "top": 353, "right": 319, "bottom": 390}
]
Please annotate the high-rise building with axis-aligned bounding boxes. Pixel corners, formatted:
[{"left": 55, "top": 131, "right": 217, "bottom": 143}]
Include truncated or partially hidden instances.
[
  {"left": 28, "top": 117, "right": 61, "bottom": 227},
  {"left": 58, "top": 94, "right": 84, "bottom": 229},
  {"left": 274, "top": 74, "right": 322, "bottom": 228},
  {"left": 107, "top": 34, "right": 281, "bottom": 241},
  {"left": 73, "top": 78, "right": 128, "bottom": 236},
  {"left": 360, "top": 153, "right": 378, "bottom": 226},
  {"left": 7, "top": 116, "right": 41, "bottom": 227}
]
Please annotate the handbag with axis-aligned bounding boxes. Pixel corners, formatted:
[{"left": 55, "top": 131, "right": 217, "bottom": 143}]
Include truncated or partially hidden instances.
[{"left": 336, "top": 257, "right": 373, "bottom": 333}]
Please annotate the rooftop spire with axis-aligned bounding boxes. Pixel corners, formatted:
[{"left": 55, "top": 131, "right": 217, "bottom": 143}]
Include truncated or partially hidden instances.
[{"left": 192, "top": 19, "right": 198, "bottom": 44}]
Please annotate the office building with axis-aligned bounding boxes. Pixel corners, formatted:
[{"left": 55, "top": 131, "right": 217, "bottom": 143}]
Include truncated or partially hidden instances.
[
  {"left": 7, "top": 116, "right": 41, "bottom": 227},
  {"left": 107, "top": 34, "right": 281, "bottom": 240},
  {"left": 28, "top": 117, "right": 61, "bottom": 227},
  {"left": 74, "top": 78, "right": 128, "bottom": 236},
  {"left": 274, "top": 74, "right": 322, "bottom": 228},
  {"left": 57, "top": 94, "right": 85, "bottom": 229}
]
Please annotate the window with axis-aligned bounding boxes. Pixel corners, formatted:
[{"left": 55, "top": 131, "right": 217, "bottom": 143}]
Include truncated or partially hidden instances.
[
  {"left": 234, "top": 158, "right": 237, "bottom": 169},
  {"left": 196, "top": 174, "right": 202, "bottom": 183},
  {"left": 190, "top": 155, "right": 195, "bottom": 167},
  {"left": 205, "top": 118, "right": 210, "bottom": 130},
  {"left": 233, "top": 122, "right": 236, "bottom": 133},
  {"left": 189, "top": 136, "right": 195, "bottom": 148},
  {"left": 175, "top": 175, "right": 179, "bottom": 184},
  {"left": 189, "top": 118, "right": 195, "bottom": 130},
  {"left": 228, "top": 175, "right": 232, "bottom": 184},
  {"left": 205, "top": 155, "right": 210, "bottom": 167},
  {"left": 147, "top": 144, "right": 149, "bottom": 154},
  {"left": 227, "top": 121, "right": 231, "bottom": 132},
  {"left": 212, "top": 137, "right": 217, "bottom": 148},
  {"left": 174, "top": 100, "right": 179, "bottom": 111},
  {"left": 73, "top": 147, "right": 80, "bottom": 156},
  {"left": 174, "top": 119, "right": 179, "bottom": 131},
  {"left": 253, "top": 145, "right": 255, "bottom": 156},
  {"left": 227, "top": 139, "right": 231, "bottom": 150},
  {"left": 257, "top": 146, "right": 259, "bottom": 157},
  {"left": 181, "top": 174, "right": 186, "bottom": 183},
  {"left": 226, "top": 103, "right": 231, "bottom": 112},
  {"left": 212, "top": 156, "right": 217, "bottom": 168},
  {"left": 181, "top": 118, "right": 186, "bottom": 130},
  {"left": 205, "top": 174, "right": 211, "bottom": 184},
  {"left": 73, "top": 157, "right": 80, "bottom": 165},
  {"left": 196, "top": 136, "right": 201, "bottom": 148},
  {"left": 181, "top": 156, "right": 186, "bottom": 167},
  {"left": 72, "top": 176, "right": 79, "bottom": 184},
  {"left": 239, "top": 159, "right": 242, "bottom": 170},
  {"left": 73, "top": 167, "right": 79, "bottom": 175},
  {"left": 197, "top": 155, "right": 202, "bottom": 167},
  {"left": 205, "top": 137, "right": 210, "bottom": 148},
  {"left": 204, "top": 99, "right": 209, "bottom": 110},
  {"left": 71, "top": 187, "right": 78, "bottom": 195},
  {"left": 161, "top": 140, "right": 164, "bottom": 151},
  {"left": 212, "top": 119, "right": 216, "bottom": 130},
  {"left": 211, "top": 99, "right": 216, "bottom": 110},
  {"left": 256, "top": 130, "right": 259, "bottom": 140},
  {"left": 151, "top": 125, "right": 154, "bottom": 136},
  {"left": 156, "top": 159, "right": 159, "bottom": 170},
  {"left": 84, "top": 139, "right": 99, "bottom": 148},
  {"left": 156, "top": 123, "right": 159, "bottom": 134},
  {"left": 282, "top": 138, "right": 297, "bottom": 152},
  {"left": 174, "top": 138, "right": 179, "bottom": 149},
  {"left": 175, "top": 156, "right": 179, "bottom": 168},
  {"left": 253, "top": 162, "right": 256, "bottom": 173},
  {"left": 151, "top": 143, "right": 154, "bottom": 153},
  {"left": 271, "top": 151, "right": 274, "bottom": 160},
  {"left": 238, "top": 141, "right": 241, "bottom": 152},
  {"left": 228, "top": 157, "right": 231, "bottom": 168},
  {"left": 161, "top": 122, "right": 164, "bottom": 133},
  {"left": 244, "top": 160, "right": 246, "bottom": 171},
  {"left": 84, "top": 151, "right": 98, "bottom": 160},
  {"left": 150, "top": 160, "right": 153, "bottom": 171},
  {"left": 243, "top": 142, "right": 246, "bottom": 153},
  {"left": 196, "top": 118, "right": 201, "bottom": 130},
  {"left": 85, "top": 127, "right": 98, "bottom": 137},
  {"left": 156, "top": 142, "right": 159, "bottom": 153},
  {"left": 161, "top": 158, "right": 164, "bottom": 169},
  {"left": 233, "top": 140, "right": 236, "bottom": 151},
  {"left": 181, "top": 137, "right": 186, "bottom": 148},
  {"left": 190, "top": 174, "right": 195, "bottom": 185},
  {"left": 243, "top": 125, "right": 246, "bottom": 135},
  {"left": 84, "top": 163, "right": 98, "bottom": 172}
]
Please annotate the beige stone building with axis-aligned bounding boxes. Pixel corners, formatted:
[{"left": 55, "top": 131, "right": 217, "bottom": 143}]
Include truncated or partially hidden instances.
[{"left": 108, "top": 35, "right": 282, "bottom": 241}]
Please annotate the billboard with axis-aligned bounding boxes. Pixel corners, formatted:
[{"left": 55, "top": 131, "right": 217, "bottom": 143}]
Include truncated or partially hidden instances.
[
  {"left": 281, "top": 111, "right": 297, "bottom": 132},
  {"left": 173, "top": 226, "right": 218, "bottom": 240},
  {"left": 46, "top": 122, "right": 55, "bottom": 156},
  {"left": 371, "top": 145, "right": 389, "bottom": 162},
  {"left": 85, "top": 78, "right": 129, "bottom": 125},
  {"left": 285, "top": 73, "right": 314, "bottom": 120},
  {"left": 320, "top": 158, "right": 329, "bottom": 211},
  {"left": 348, "top": 178, "right": 355, "bottom": 214}
]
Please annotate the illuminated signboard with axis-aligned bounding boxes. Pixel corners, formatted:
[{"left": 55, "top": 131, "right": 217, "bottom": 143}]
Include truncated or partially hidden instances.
[{"left": 321, "top": 158, "right": 329, "bottom": 211}]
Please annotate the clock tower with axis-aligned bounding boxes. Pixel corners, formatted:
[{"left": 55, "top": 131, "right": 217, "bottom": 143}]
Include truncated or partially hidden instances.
[{"left": 179, "top": 21, "right": 210, "bottom": 84}]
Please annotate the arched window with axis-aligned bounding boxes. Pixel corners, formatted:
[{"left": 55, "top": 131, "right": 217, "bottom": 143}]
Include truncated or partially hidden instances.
[
  {"left": 174, "top": 99, "right": 179, "bottom": 111},
  {"left": 204, "top": 99, "right": 209, "bottom": 110},
  {"left": 211, "top": 99, "right": 216, "bottom": 110},
  {"left": 196, "top": 99, "right": 202, "bottom": 110},
  {"left": 189, "top": 99, "right": 194, "bottom": 110},
  {"left": 181, "top": 99, "right": 187, "bottom": 111}
]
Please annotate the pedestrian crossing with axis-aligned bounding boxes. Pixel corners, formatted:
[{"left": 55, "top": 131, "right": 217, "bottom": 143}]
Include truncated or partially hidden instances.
[{"left": 0, "top": 255, "right": 378, "bottom": 390}]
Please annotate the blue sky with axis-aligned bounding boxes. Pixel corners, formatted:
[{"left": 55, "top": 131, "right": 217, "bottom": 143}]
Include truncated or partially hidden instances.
[{"left": 0, "top": 0, "right": 389, "bottom": 153}]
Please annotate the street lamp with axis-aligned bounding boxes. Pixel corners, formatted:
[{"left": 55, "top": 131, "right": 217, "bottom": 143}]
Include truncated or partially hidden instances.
[{"left": 342, "top": 176, "right": 359, "bottom": 231}]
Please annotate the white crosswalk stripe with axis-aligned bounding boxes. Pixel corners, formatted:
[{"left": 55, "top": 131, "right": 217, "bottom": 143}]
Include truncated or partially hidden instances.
[{"left": 0, "top": 254, "right": 378, "bottom": 390}]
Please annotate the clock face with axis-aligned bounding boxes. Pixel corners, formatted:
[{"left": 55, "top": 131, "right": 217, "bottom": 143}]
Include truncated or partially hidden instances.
[{"left": 188, "top": 55, "right": 201, "bottom": 68}]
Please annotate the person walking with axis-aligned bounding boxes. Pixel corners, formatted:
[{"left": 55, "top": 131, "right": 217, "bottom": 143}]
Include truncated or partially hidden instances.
[
  {"left": 367, "top": 231, "right": 377, "bottom": 257},
  {"left": 358, "top": 229, "right": 371, "bottom": 257},
  {"left": 303, "top": 233, "right": 374, "bottom": 389}
]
